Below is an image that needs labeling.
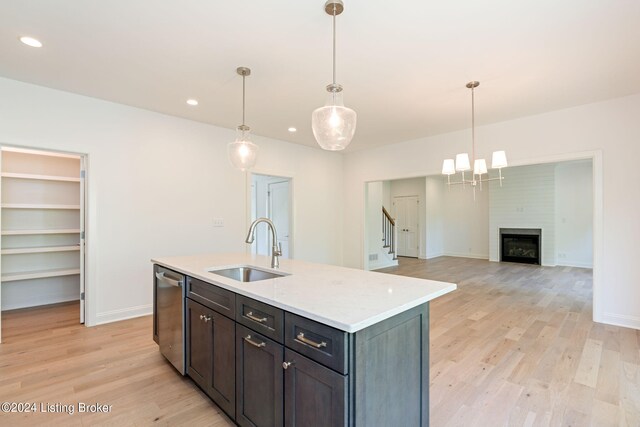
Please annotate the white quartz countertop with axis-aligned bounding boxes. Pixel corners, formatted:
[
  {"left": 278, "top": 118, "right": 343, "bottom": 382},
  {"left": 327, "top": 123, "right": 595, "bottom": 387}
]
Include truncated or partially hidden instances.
[{"left": 152, "top": 253, "right": 456, "bottom": 333}]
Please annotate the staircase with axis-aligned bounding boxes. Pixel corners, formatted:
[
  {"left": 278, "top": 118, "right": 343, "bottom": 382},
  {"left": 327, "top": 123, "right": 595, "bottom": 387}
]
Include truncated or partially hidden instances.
[{"left": 382, "top": 206, "right": 398, "bottom": 260}]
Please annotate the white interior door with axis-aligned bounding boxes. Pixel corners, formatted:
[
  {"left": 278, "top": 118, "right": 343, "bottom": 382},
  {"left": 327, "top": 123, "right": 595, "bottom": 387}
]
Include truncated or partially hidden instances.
[
  {"left": 394, "top": 196, "right": 419, "bottom": 257},
  {"left": 268, "top": 180, "right": 290, "bottom": 258}
]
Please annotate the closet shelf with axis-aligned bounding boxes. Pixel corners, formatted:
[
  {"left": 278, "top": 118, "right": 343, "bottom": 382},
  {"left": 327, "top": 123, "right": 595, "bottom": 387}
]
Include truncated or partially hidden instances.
[
  {"left": 1, "top": 172, "right": 80, "bottom": 182},
  {"left": 1, "top": 229, "right": 81, "bottom": 235},
  {"left": 1, "top": 246, "right": 81, "bottom": 255},
  {"left": 1, "top": 146, "right": 81, "bottom": 160},
  {"left": 1, "top": 203, "right": 80, "bottom": 210},
  {"left": 1, "top": 268, "right": 80, "bottom": 282}
]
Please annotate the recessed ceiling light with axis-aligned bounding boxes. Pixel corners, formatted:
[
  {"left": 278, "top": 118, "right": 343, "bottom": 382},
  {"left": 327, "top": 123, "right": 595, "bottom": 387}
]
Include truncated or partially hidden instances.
[
  {"left": 19, "top": 36, "right": 43, "bottom": 48},
  {"left": 288, "top": 127, "right": 297, "bottom": 133},
  {"left": 186, "top": 99, "right": 199, "bottom": 106}
]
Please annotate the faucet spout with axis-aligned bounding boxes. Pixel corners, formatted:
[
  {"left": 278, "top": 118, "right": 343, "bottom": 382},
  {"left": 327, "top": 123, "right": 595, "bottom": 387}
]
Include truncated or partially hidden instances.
[{"left": 245, "top": 217, "right": 282, "bottom": 268}]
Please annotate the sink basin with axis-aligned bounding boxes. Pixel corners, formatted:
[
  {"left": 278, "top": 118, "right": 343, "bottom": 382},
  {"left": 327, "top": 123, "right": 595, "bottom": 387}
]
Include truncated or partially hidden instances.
[{"left": 208, "top": 266, "right": 288, "bottom": 282}]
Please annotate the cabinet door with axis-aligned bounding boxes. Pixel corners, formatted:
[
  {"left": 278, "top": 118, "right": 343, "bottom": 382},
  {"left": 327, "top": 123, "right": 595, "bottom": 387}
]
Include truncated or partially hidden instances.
[
  {"left": 208, "top": 311, "right": 235, "bottom": 418},
  {"left": 283, "top": 349, "right": 347, "bottom": 427},
  {"left": 187, "top": 299, "right": 236, "bottom": 418},
  {"left": 187, "top": 298, "right": 212, "bottom": 391},
  {"left": 236, "top": 325, "right": 284, "bottom": 427}
]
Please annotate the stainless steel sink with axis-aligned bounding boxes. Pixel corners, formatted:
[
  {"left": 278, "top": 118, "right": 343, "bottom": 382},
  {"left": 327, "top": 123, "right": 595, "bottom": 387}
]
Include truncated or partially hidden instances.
[{"left": 208, "top": 266, "right": 288, "bottom": 282}]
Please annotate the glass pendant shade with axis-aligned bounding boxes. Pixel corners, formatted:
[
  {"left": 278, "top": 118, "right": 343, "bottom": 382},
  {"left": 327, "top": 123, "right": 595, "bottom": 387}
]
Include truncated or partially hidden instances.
[
  {"left": 442, "top": 159, "right": 455, "bottom": 175},
  {"left": 474, "top": 158, "right": 488, "bottom": 175},
  {"left": 491, "top": 150, "right": 508, "bottom": 169},
  {"left": 455, "top": 153, "right": 471, "bottom": 171},
  {"left": 228, "top": 127, "right": 258, "bottom": 171},
  {"left": 312, "top": 90, "right": 357, "bottom": 151}
]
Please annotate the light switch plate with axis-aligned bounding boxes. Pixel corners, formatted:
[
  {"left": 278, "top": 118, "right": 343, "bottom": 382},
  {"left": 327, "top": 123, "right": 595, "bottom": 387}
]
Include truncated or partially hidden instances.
[{"left": 213, "top": 218, "right": 224, "bottom": 227}]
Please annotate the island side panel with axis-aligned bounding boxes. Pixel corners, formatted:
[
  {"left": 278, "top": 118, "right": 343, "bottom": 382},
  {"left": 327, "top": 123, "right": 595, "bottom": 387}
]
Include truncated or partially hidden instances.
[{"left": 354, "top": 302, "right": 429, "bottom": 427}]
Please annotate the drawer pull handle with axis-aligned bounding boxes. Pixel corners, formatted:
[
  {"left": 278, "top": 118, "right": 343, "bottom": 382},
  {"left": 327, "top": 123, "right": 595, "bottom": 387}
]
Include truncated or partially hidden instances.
[
  {"left": 199, "top": 314, "right": 211, "bottom": 323},
  {"left": 244, "top": 335, "right": 266, "bottom": 348},
  {"left": 295, "top": 332, "right": 327, "bottom": 349},
  {"left": 246, "top": 311, "right": 268, "bottom": 323},
  {"left": 282, "top": 361, "right": 294, "bottom": 370}
]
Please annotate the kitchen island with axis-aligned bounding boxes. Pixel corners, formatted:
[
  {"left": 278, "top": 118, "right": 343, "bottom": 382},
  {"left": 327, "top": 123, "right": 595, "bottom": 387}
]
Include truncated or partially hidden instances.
[{"left": 152, "top": 253, "right": 456, "bottom": 427}]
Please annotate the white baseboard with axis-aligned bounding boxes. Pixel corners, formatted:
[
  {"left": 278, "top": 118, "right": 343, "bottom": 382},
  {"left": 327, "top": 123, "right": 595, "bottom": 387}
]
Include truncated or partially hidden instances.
[
  {"left": 425, "top": 252, "right": 444, "bottom": 260},
  {"left": 369, "top": 259, "right": 398, "bottom": 270},
  {"left": 557, "top": 260, "right": 593, "bottom": 269},
  {"left": 601, "top": 312, "right": 640, "bottom": 331},
  {"left": 1, "top": 294, "right": 79, "bottom": 311},
  {"left": 95, "top": 304, "right": 152, "bottom": 325},
  {"left": 442, "top": 252, "right": 489, "bottom": 260}
]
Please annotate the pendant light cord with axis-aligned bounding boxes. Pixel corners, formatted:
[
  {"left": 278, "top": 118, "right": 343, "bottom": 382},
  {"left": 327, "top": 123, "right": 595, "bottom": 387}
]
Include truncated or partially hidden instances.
[
  {"left": 242, "top": 74, "right": 246, "bottom": 127},
  {"left": 471, "top": 85, "right": 475, "bottom": 164},
  {"left": 332, "top": 5, "right": 337, "bottom": 85}
]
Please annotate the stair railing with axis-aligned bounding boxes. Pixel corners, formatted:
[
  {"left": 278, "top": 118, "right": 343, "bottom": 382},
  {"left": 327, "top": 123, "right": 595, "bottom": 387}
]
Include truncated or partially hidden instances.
[{"left": 382, "top": 207, "right": 397, "bottom": 259}]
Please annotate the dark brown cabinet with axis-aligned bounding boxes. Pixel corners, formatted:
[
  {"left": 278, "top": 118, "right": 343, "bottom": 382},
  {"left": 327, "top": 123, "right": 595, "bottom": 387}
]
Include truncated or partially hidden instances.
[
  {"left": 283, "top": 348, "right": 347, "bottom": 427},
  {"left": 182, "top": 278, "right": 430, "bottom": 427},
  {"left": 186, "top": 298, "right": 236, "bottom": 418},
  {"left": 236, "top": 325, "right": 284, "bottom": 427}
]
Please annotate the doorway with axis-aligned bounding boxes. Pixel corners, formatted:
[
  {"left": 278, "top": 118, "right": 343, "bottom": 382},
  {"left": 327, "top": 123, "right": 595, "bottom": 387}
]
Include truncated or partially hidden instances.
[
  {"left": 250, "top": 174, "right": 292, "bottom": 259},
  {"left": 393, "top": 196, "right": 420, "bottom": 258},
  {"left": 0, "top": 146, "right": 87, "bottom": 343}
]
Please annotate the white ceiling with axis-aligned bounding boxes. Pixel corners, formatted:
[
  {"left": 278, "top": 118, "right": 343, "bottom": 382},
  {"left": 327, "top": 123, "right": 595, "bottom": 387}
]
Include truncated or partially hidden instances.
[{"left": 1, "top": 0, "right": 640, "bottom": 152}]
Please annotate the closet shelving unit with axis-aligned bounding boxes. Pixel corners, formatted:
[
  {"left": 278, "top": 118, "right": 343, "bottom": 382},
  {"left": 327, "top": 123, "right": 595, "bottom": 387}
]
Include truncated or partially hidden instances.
[{"left": 0, "top": 147, "right": 83, "bottom": 313}]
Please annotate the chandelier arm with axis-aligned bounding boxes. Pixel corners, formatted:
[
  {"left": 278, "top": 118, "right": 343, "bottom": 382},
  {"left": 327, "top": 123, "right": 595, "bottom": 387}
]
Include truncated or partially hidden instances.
[
  {"left": 445, "top": 178, "right": 476, "bottom": 186},
  {"left": 476, "top": 176, "right": 505, "bottom": 183}
]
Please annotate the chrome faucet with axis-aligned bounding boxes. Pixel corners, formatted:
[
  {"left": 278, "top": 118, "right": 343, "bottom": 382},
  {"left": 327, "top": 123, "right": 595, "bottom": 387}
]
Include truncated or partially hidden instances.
[{"left": 245, "top": 217, "right": 282, "bottom": 269}]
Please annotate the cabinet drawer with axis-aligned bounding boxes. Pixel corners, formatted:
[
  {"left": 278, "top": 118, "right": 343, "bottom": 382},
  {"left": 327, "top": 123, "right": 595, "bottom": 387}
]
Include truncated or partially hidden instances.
[
  {"left": 236, "top": 295, "right": 284, "bottom": 343},
  {"left": 187, "top": 277, "right": 235, "bottom": 319},
  {"left": 284, "top": 313, "right": 348, "bottom": 374}
]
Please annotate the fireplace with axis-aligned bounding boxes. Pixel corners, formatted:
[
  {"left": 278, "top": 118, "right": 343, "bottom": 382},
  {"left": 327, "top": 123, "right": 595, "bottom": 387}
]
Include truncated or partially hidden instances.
[{"left": 500, "top": 228, "right": 541, "bottom": 265}]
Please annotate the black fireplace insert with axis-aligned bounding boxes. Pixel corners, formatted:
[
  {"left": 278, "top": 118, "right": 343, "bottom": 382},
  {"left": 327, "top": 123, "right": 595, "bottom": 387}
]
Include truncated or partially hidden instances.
[{"left": 500, "top": 229, "right": 541, "bottom": 265}]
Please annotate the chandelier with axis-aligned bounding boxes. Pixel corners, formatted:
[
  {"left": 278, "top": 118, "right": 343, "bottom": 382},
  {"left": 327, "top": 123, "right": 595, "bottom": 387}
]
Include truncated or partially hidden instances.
[
  {"left": 228, "top": 67, "right": 258, "bottom": 171},
  {"left": 311, "top": 0, "right": 357, "bottom": 151},
  {"left": 442, "top": 81, "right": 507, "bottom": 197}
]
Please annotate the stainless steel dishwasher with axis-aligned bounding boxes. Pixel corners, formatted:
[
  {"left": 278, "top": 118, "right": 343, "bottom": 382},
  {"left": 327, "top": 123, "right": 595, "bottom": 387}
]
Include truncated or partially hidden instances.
[{"left": 154, "top": 265, "right": 186, "bottom": 375}]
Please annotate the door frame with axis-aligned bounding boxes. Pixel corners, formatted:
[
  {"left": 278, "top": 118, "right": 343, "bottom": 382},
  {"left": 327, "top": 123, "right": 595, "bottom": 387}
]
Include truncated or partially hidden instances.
[
  {"left": 267, "top": 179, "right": 291, "bottom": 258},
  {"left": 0, "top": 143, "right": 89, "bottom": 341},
  {"left": 247, "top": 169, "right": 295, "bottom": 260}
]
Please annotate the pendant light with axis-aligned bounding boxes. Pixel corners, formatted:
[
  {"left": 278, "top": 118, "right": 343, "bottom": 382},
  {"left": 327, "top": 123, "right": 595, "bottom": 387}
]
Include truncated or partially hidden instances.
[
  {"left": 442, "top": 81, "right": 507, "bottom": 198},
  {"left": 311, "top": 0, "right": 357, "bottom": 151},
  {"left": 228, "top": 67, "right": 258, "bottom": 171}
]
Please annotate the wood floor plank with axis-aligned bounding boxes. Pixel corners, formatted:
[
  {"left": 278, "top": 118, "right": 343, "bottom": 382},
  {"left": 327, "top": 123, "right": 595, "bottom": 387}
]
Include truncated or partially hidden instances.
[
  {"left": 574, "top": 338, "right": 604, "bottom": 388},
  {"left": 381, "top": 256, "right": 640, "bottom": 426}
]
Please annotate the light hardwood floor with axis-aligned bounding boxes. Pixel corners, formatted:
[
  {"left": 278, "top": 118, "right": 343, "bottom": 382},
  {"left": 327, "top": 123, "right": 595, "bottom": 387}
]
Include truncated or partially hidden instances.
[
  {"left": 379, "top": 257, "right": 640, "bottom": 426},
  {"left": 0, "top": 301, "right": 233, "bottom": 426},
  {"left": 0, "top": 257, "right": 638, "bottom": 426}
]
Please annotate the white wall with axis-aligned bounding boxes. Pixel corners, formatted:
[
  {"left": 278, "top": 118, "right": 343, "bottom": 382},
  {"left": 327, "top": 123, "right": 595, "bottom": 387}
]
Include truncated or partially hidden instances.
[
  {"left": 489, "top": 163, "right": 556, "bottom": 265},
  {"left": 389, "top": 178, "right": 426, "bottom": 258},
  {"left": 555, "top": 161, "right": 593, "bottom": 267},
  {"left": 382, "top": 181, "right": 391, "bottom": 212},
  {"left": 425, "top": 177, "right": 444, "bottom": 258},
  {"left": 365, "top": 181, "right": 383, "bottom": 267},
  {"left": 441, "top": 179, "right": 489, "bottom": 259},
  {"left": 0, "top": 77, "right": 344, "bottom": 326},
  {"left": 343, "top": 92, "right": 640, "bottom": 330}
]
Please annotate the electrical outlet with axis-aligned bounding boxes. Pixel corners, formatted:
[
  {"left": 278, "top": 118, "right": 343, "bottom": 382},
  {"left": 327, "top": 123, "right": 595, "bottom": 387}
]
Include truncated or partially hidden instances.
[{"left": 213, "top": 218, "right": 224, "bottom": 227}]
